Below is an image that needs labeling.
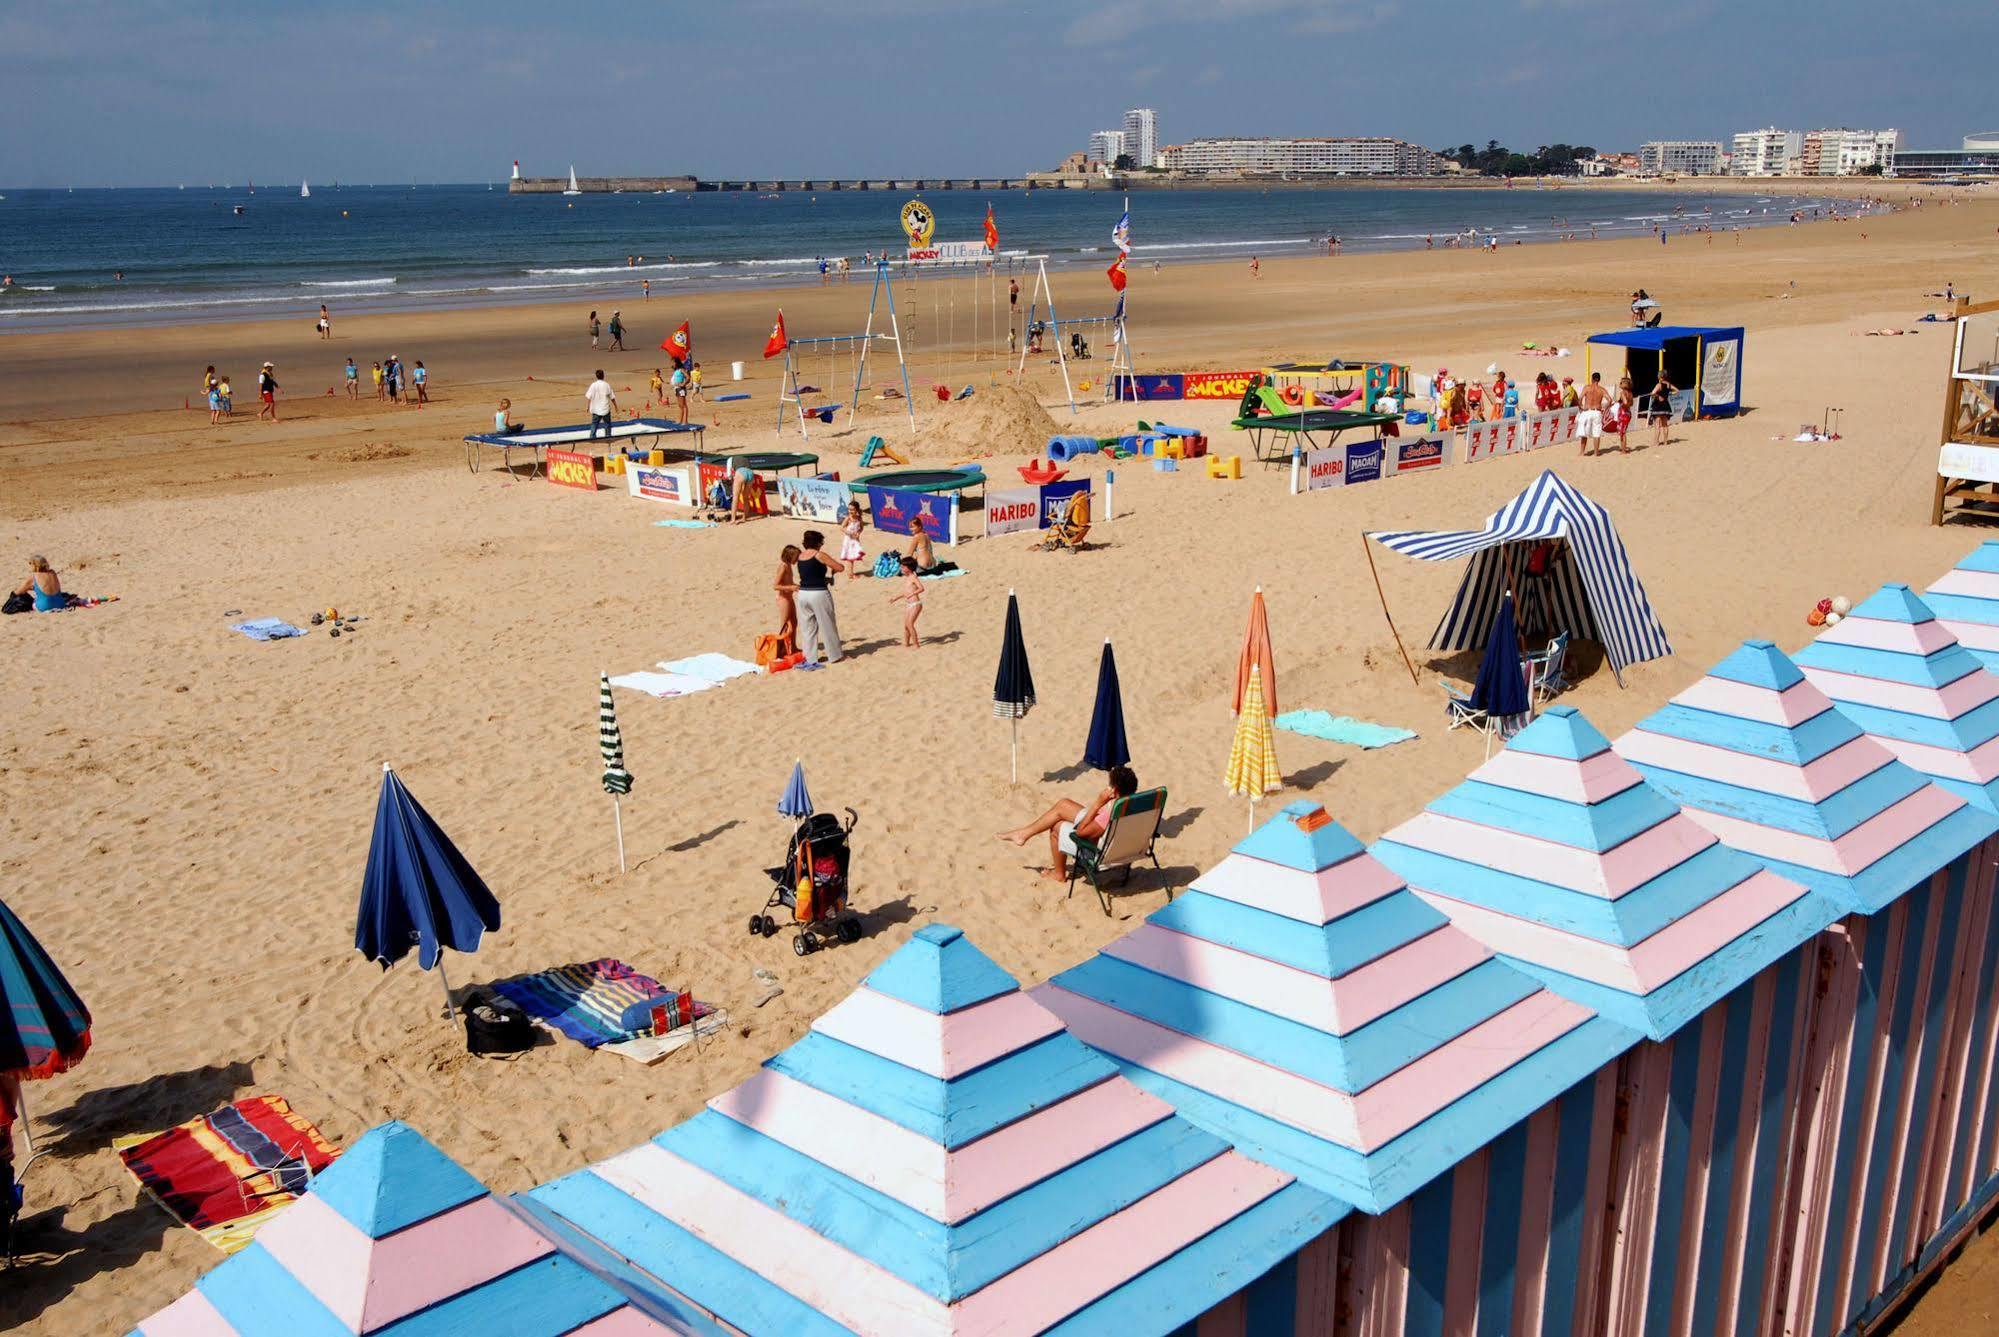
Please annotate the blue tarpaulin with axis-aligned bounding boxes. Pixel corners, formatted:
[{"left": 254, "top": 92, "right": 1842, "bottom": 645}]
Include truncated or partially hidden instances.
[{"left": 1586, "top": 324, "right": 1744, "bottom": 417}]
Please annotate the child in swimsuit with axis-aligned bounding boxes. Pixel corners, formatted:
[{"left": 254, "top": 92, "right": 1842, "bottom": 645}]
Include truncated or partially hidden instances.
[{"left": 889, "top": 556, "right": 923, "bottom": 648}]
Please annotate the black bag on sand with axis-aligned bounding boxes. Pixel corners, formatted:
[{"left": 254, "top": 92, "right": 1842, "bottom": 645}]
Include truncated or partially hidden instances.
[
  {"left": 1, "top": 592, "right": 30, "bottom": 616},
  {"left": 463, "top": 992, "right": 535, "bottom": 1056}
]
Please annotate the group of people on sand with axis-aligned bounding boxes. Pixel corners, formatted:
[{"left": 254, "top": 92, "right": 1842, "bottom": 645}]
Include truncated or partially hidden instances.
[
  {"left": 588, "top": 309, "right": 627, "bottom": 351},
  {"left": 647, "top": 362, "right": 702, "bottom": 424},
  {"left": 770, "top": 502, "right": 955, "bottom": 659},
  {"left": 342, "top": 354, "right": 426, "bottom": 405},
  {"left": 1431, "top": 364, "right": 1675, "bottom": 455},
  {"left": 201, "top": 362, "right": 283, "bottom": 423}
]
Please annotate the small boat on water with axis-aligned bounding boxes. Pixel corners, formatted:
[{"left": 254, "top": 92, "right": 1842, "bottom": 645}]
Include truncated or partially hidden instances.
[
  {"left": 563, "top": 165, "right": 582, "bottom": 196},
  {"left": 301, "top": 180, "right": 311, "bottom": 198}
]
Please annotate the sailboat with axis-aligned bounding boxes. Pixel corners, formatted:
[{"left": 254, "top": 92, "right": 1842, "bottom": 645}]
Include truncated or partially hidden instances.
[
  {"left": 301, "top": 180, "right": 311, "bottom": 198},
  {"left": 563, "top": 165, "right": 582, "bottom": 196}
]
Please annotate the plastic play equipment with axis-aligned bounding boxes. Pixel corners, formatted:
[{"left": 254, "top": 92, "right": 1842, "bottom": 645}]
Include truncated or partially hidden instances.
[
  {"left": 1012, "top": 254, "right": 1135, "bottom": 414},
  {"left": 1046, "top": 435, "right": 1104, "bottom": 464},
  {"left": 846, "top": 467, "right": 987, "bottom": 496},
  {"left": 776, "top": 258, "right": 917, "bottom": 440},
  {"left": 1018, "top": 460, "right": 1068, "bottom": 485}
]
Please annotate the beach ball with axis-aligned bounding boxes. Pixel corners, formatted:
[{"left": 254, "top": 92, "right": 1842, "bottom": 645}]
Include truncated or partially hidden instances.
[
  {"left": 1826, "top": 612, "right": 1844, "bottom": 626},
  {"left": 1831, "top": 595, "right": 1851, "bottom": 616},
  {"left": 1816, "top": 597, "right": 1833, "bottom": 614},
  {"left": 1807, "top": 609, "right": 1827, "bottom": 627}
]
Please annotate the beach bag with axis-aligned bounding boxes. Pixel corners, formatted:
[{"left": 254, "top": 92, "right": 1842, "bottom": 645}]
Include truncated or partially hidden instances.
[
  {"left": 873, "top": 551, "right": 902, "bottom": 580},
  {"left": 463, "top": 992, "right": 535, "bottom": 1056},
  {"left": 1, "top": 591, "right": 29, "bottom": 616},
  {"left": 754, "top": 632, "right": 794, "bottom": 669}
]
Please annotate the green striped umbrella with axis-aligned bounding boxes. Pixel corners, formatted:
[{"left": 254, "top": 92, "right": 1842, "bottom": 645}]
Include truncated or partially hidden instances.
[{"left": 599, "top": 673, "right": 632, "bottom": 872}]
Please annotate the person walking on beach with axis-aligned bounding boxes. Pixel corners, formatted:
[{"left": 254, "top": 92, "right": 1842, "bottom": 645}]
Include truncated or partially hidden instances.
[
  {"left": 258, "top": 362, "right": 280, "bottom": 421},
  {"left": 1249, "top": 255, "right": 1260, "bottom": 280},
  {"left": 838, "top": 501, "right": 866, "bottom": 581},
  {"left": 384, "top": 354, "right": 402, "bottom": 402},
  {"left": 371, "top": 360, "right": 385, "bottom": 401},
  {"left": 1646, "top": 369, "right": 1677, "bottom": 448},
  {"left": 689, "top": 361, "right": 703, "bottom": 400},
  {"left": 588, "top": 310, "right": 601, "bottom": 349},
  {"left": 794, "top": 530, "right": 846, "bottom": 664},
  {"left": 1614, "top": 375, "right": 1636, "bottom": 453},
  {"left": 208, "top": 373, "right": 224, "bottom": 424},
  {"left": 344, "top": 357, "right": 359, "bottom": 398},
  {"left": 642, "top": 278, "right": 650, "bottom": 301},
  {"left": 608, "top": 310, "right": 625, "bottom": 351},
  {"left": 318, "top": 304, "right": 331, "bottom": 339},
  {"left": 412, "top": 360, "right": 428, "bottom": 406},
  {"left": 217, "top": 372, "right": 233, "bottom": 418},
  {"left": 586, "top": 369, "right": 617, "bottom": 440},
  {"left": 648, "top": 367, "right": 664, "bottom": 407},
  {"left": 889, "top": 556, "right": 924, "bottom": 648},
  {"left": 1577, "top": 372, "right": 1610, "bottom": 458}
]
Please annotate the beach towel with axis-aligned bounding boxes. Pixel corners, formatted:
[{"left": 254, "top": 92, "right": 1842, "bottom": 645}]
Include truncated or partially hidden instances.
[
  {"left": 231, "top": 618, "right": 305, "bottom": 641},
  {"left": 491, "top": 959, "right": 715, "bottom": 1051},
  {"left": 116, "top": 1095, "right": 340, "bottom": 1254},
  {"left": 654, "top": 519, "right": 717, "bottom": 529},
  {"left": 920, "top": 568, "right": 967, "bottom": 580},
  {"left": 609, "top": 670, "right": 718, "bottom": 697},
  {"left": 1274, "top": 710, "right": 1418, "bottom": 750},
  {"left": 658, "top": 653, "right": 761, "bottom": 684}
]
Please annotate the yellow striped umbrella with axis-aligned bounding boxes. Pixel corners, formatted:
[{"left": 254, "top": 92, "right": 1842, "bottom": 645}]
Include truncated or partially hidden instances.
[{"left": 1225, "top": 664, "right": 1282, "bottom": 833}]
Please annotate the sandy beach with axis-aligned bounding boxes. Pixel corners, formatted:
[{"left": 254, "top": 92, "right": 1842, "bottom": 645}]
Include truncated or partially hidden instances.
[{"left": 2, "top": 186, "right": 1996, "bottom": 1334}]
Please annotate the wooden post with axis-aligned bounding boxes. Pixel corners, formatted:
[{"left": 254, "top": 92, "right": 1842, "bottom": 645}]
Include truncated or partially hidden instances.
[{"left": 1362, "top": 533, "right": 1420, "bottom": 686}]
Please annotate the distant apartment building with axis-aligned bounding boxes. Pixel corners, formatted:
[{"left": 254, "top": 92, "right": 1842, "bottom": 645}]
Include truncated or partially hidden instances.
[
  {"left": 1086, "top": 129, "right": 1126, "bottom": 166},
  {"left": 1797, "top": 128, "right": 1901, "bottom": 175},
  {"left": 1730, "top": 128, "right": 1802, "bottom": 176},
  {"left": 1122, "top": 108, "right": 1159, "bottom": 169},
  {"left": 1156, "top": 136, "right": 1448, "bottom": 176},
  {"left": 1638, "top": 141, "right": 1724, "bottom": 175}
]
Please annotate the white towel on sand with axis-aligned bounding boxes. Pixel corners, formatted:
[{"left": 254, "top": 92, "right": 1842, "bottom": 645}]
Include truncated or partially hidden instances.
[{"left": 609, "top": 671, "right": 719, "bottom": 698}]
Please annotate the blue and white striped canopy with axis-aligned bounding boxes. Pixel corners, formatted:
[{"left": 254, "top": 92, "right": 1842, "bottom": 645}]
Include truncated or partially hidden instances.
[{"left": 1368, "top": 469, "right": 1672, "bottom": 684}]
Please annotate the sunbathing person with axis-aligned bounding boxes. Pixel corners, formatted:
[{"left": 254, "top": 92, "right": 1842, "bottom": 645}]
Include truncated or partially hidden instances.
[
  {"left": 14, "top": 555, "right": 65, "bottom": 611},
  {"left": 997, "top": 765, "right": 1138, "bottom": 882}
]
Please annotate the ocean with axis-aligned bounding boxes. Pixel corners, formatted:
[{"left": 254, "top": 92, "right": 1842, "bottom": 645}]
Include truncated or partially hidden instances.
[{"left": 0, "top": 183, "right": 1859, "bottom": 330}]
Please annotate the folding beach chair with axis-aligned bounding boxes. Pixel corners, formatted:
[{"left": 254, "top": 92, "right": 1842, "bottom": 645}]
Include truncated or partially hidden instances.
[
  {"left": 1066, "top": 788, "right": 1168, "bottom": 915},
  {"left": 1442, "top": 681, "right": 1501, "bottom": 758},
  {"left": 1524, "top": 633, "right": 1571, "bottom": 708}
]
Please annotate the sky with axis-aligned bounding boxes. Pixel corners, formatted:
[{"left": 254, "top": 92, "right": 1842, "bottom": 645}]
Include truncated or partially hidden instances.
[{"left": 2, "top": 0, "right": 1993, "bottom": 187}]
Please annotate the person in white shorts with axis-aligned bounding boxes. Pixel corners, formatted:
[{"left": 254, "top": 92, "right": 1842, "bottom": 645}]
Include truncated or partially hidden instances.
[
  {"left": 996, "top": 765, "right": 1139, "bottom": 883},
  {"left": 1576, "top": 371, "right": 1610, "bottom": 457}
]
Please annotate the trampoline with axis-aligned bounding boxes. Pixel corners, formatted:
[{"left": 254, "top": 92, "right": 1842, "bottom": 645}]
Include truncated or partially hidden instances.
[
  {"left": 711, "top": 451, "right": 820, "bottom": 477},
  {"left": 845, "top": 467, "right": 987, "bottom": 498},
  {"left": 1231, "top": 408, "right": 1400, "bottom": 465},
  {"left": 462, "top": 418, "right": 707, "bottom": 477}
]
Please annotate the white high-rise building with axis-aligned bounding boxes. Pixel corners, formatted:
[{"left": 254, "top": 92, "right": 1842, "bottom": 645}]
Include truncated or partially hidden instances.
[
  {"left": 1086, "top": 129, "right": 1126, "bottom": 166},
  {"left": 1122, "top": 108, "right": 1159, "bottom": 169},
  {"left": 1638, "top": 141, "right": 1724, "bottom": 175},
  {"left": 1156, "top": 137, "right": 1448, "bottom": 176},
  {"left": 1799, "top": 128, "right": 1901, "bottom": 175},
  {"left": 1730, "top": 128, "right": 1801, "bottom": 176}
]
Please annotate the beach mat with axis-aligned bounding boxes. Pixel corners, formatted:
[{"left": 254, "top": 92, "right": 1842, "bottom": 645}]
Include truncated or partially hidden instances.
[
  {"left": 116, "top": 1095, "right": 340, "bottom": 1254},
  {"left": 658, "top": 653, "right": 760, "bottom": 683},
  {"left": 654, "top": 519, "right": 717, "bottom": 529},
  {"left": 231, "top": 617, "right": 304, "bottom": 641},
  {"left": 490, "top": 958, "right": 715, "bottom": 1053},
  {"left": 1274, "top": 710, "right": 1418, "bottom": 750},
  {"left": 610, "top": 670, "right": 718, "bottom": 697}
]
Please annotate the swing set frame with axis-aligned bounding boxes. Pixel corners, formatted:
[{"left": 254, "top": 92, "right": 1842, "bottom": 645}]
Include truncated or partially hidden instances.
[
  {"left": 775, "top": 259, "right": 917, "bottom": 440},
  {"left": 1011, "top": 255, "right": 1135, "bottom": 414}
]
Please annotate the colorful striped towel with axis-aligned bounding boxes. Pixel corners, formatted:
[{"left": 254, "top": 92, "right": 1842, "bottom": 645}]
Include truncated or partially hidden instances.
[
  {"left": 116, "top": 1095, "right": 340, "bottom": 1254},
  {"left": 491, "top": 959, "right": 711, "bottom": 1048},
  {"left": 1274, "top": 710, "right": 1418, "bottom": 750}
]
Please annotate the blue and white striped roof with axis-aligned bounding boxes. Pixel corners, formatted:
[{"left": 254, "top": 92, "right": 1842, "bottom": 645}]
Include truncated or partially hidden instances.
[
  {"left": 1374, "top": 706, "right": 1839, "bottom": 1039},
  {"left": 528, "top": 924, "right": 1345, "bottom": 1337},
  {"left": 1367, "top": 469, "right": 1672, "bottom": 683},
  {"left": 1925, "top": 540, "right": 1999, "bottom": 672},
  {"left": 1035, "top": 802, "right": 1638, "bottom": 1214},
  {"left": 1795, "top": 584, "right": 1999, "bottom": 813},
  {"left": 1616, "top": 640, "right": 1997, "bottom": 914}
]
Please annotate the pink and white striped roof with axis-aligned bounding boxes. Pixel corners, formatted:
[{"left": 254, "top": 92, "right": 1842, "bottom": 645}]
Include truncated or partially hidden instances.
[{"left": 1925, "top": 540, "right": 1999, "bottom": 672}]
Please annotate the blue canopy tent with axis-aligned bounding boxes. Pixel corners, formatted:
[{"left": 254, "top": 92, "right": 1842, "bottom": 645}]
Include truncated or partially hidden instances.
[
  {"left": 1367, "top": 469, "right": 1672, "bottom": 687},
  {"left": 1585, "top": 324, "right": 1744, "bottom": 418}
]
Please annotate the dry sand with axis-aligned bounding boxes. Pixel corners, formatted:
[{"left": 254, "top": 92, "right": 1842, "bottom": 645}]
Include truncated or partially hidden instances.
[{"left": 1, "top": 186, "right": 1996, "bottom": 1334}]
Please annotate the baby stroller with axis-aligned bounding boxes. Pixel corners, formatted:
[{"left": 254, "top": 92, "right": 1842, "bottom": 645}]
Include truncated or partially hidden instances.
[{"left": 749, "top": 808, "right": 861, "bottom": 955}]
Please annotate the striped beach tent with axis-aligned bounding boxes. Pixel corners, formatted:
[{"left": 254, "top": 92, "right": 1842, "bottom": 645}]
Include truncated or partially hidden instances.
[
  {"left": 1036, "top": 801, "right": 1639, "bottom": 1212},
  {"left": 1367, "top": 469, "right": 1671, "bottom": 684},
  {"left": 1374, "top": 705, "right": 1840, "bottom": 1039},
  {"left": 1616, "top": 640, "right": 1998, "bottom": 914},
  {"left": 1794, "top": 584, "right": 1999, "bottom": 813},
  {"left": 527, "top": 923, "right": 1344, "bottom": 1336},
  {"left": 133, "top": 1121, "right": 700, "bottom": 1337},
  {"left": 1924, "top": 539, "right": 1999, "bottom": 671}
]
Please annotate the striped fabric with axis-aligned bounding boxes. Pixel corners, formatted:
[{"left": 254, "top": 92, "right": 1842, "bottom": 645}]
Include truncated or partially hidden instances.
[
  {"left": 117, "top": 1096, "right": 340, "bottom": 1254},
  {"left": 1037, "top": 801, "right": 1639, "bottom": 1213},
  {"left": 1224, "top": 666, "right": 1281, "bottom": 801},
  {"left": 1375, "top": 705, "right": 1840, "bottom": 1039},
  {"left": 1795, "top": 583, "right": 1999, "bottom": 813},
  {"left": 528, "top": 924, "right": 1345, "bottom": 1336},
  {"left": 1368, "top": 468, "right": 1672, "bottom": 683},
  {"left": 1925, "top": 539, "right": 1999, "bottom": 672},
  {"left": 132, "top": 1121, "right": 688, "bottom": 1337},
  {"left": 491, "top": 959, "right": 697, "bottom": 1048},
  {"left": 599, "top": 673, "right": 633, "bottom": 796},
  {"left": 1616, "top": 639, "right": 1998, "bottom": 914}
]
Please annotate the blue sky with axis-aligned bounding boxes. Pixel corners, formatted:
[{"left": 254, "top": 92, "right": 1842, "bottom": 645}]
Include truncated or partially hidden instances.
[{"left": 2, "top": 0, "right": 1991, "bottom": 186}]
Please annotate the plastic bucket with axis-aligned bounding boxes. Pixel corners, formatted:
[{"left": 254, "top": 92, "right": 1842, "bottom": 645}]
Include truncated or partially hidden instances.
[{"left": 731, "top": 361, "right": 745, "bottom": 381}]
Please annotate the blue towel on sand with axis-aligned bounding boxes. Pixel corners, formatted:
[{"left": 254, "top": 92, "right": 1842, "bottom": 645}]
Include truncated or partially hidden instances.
[
  {"left": 654, "top": 519, "right": 716, "bottom": 529},
  {"left": 232, "top": 618, "right": 305, "bottom": 641},
  {"left": 1274, "top": 710, "right": 1417, "bottom": 750}
]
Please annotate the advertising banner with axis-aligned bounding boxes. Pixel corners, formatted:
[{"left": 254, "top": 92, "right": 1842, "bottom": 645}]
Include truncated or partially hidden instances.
[
  {"left": 547, "top": 448, "right": 598, "bottom": 491},
  {"left": 984, "top": 485, "right": 1043, "bottom": 537},
  {"left": 1304, "top": 446, "right": 1344, "bottom": 491},
  {"left": 626, "top": 464, "right": 695, "bottom": 505},
  {"left": 1038, "top": 478, "right": 1093, "bottom": 529},
  {"left": 776, "top": 476, "right": 850, "bottom": 524},
  {"left": 1391, "top": 433, "right": 1451, "bottom": 474},
  {"left": 1183, "top": 370, "right": 1259, "bottom": 401},
  {"left": 1701, "top": 338, "right": 1740, "bottom": 409},
  {"left": 1111, "top": 373, "right": 1186, "bottom": 402},
  {"left": 1464, "top": 420, "right": 1499, "bottom": 463},
  {"left": 1343, "top": 438, "right": 1385, "bottom": 486},
  {"left": 867, "top": 486, "right": 958, "bottom": 545},
  {"left": 697, "top": 461, "right": 768, "bottom": 515},
  {"left": 1522, "top": 412, "right": 1555, "bottom": 451}
]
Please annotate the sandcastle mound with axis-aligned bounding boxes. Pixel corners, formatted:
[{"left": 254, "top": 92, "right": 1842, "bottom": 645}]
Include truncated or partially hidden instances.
[{"left": 884, "top": 384, "right": 1061, "bottom": 461}]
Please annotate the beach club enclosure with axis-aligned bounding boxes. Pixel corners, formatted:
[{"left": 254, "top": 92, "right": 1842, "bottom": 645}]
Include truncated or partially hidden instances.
[
  {"left": 134, "top": 557, "right": 1999, "bottom": 1337},
  {"left": 1586, "top": 325, "right": 1746, "bottom": 418}
]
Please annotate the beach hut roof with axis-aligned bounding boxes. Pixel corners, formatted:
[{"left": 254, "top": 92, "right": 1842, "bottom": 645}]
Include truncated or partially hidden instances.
[
  {"left": 527, "top": 923, "right": 1344, "bottom": 1337},
  {"left": 1794, "top": 584, "right": 1999, "bottom": 813},
  {"left": 1924, "top": 541, "right": 1999, "bottom": 673},
  {"left": 1036, "top": 802, "right": 1638, "bottom": 1213},
  {"left": 1616, "top": 639, "right": 1997, "bottom": 914},
  {"left": 133, "top": 1121, "right": 691, "bottom": 1337},
  {"left": 1374, "top": 705, "right": 1839, "bottom": 1039},
  {"left": 1366, "top": 469, "right": 1672, "bottom": 683},
  {"left": 1584, "top": 324, "right": 1744, "bottom": 349}
]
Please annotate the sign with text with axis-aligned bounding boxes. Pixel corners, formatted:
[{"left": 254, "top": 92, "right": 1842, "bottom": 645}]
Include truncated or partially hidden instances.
[
  {"left": 547, "top": 448, "right": 598, "bottom": 491},
  {"left": 1304, "top": 445, "right": 1343, "bottom": 491},
  {"left": 776, "top": 476, "right": 850, "bottom": 524},
  {"left": 1465, "top": 418, "right": 1525, "bottom": 464},
  {"left": 1037, "top": 478, "right": 1093, "bottom": 529},
  {"left": 1344, "top": 438, "right": 1384, "bottom": 486},
  {"left": 1391, "top": 432, "right": 1452, "bottom": 474},
  {"left": 984, "top": 485, "right": 1043, "bottom": 537},
  {"left": 626, "top": 464, "right": 695, "bottom": 505},
  {"left": 867, "top": 486, "right": 958, "bottom": 546},
  {"left": 1111, "top": 373, "right": 1186, "bottom": 401},
  {"left": 1182, "top": 370, "right": 1259, "bottom": 400}
]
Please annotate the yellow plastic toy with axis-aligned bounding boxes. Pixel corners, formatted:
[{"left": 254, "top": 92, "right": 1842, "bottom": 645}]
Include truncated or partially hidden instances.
[
  {"left": 648, "top": 447, "right": 667, "bottom": 466},
  {"left": 1206, "top": 454, "right": 1242, "bottom": 480},
  {"left": 1162, "top": 440, "right": 1184, "bottom": 460}
]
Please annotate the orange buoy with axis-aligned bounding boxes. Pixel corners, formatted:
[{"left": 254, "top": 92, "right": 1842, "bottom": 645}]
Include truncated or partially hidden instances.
[{"left": 1280, "top": 384, "right": 1304, "bottom": 406}]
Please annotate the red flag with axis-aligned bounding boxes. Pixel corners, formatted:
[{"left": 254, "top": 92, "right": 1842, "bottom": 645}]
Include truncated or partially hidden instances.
[
  {"left": 661, "top": 321, "right": 691, "bottom": 363},
  {"left": 1106, "top": 254, "right": 1127, "bottom": 292},
  {"left": 763, "top": 311, "right": 788, "bottom": 360},
  {"left": 983, "top": 203, "right": 998, "bottom": 253}
]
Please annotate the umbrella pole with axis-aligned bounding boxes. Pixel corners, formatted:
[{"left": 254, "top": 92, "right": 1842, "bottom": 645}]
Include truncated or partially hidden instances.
[
  {"left": 437, "top": 957, "right": 456, "bottom": 1022},
  {"left": 613, "top": 796, "right": 627, "bottom": 874},
  {"left": 1362, "top": 533, "right": 1419, "bottom": 686},
  {"left": 1011, "top": 718, "right": 1018, "bottom": 786}
]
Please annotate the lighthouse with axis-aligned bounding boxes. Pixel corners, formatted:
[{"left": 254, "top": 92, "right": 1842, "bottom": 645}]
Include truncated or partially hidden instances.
[{"left": 510, "top": 159, "right": 521, "bottom": 181}]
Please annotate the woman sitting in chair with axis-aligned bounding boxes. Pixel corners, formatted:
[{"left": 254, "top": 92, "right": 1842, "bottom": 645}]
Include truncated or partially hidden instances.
[{"left": 997, "top": 765, "right": 1137, "bottom": 882}]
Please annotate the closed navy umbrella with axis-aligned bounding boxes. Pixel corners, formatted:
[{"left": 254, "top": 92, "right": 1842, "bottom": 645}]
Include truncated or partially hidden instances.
[
  {"left": 1470, "top": 590, "right": 1530, "bottom": 732},
  {"left": 357, "top": 765, "right": 502, "bottom": 1019},
  {"left": 993, "top": 589, "right": 1035, "bottom": 783},
  {"left": 1084, "top": 639, "right": 1131, "bottom": 771}
]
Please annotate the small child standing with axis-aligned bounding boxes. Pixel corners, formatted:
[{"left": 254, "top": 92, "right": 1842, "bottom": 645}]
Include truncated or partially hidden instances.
[
  {"left": 412, "top": 361, "right": 428, "bottom": 406},
  {"left": 217, "top": 373, "right": 233, "bottom": 417},
  {"left": 838, "top": 501, "right": 866, "bottom": 582},
  {"left": 889, "top": 556, "right": 924, "bottom": 648},
  {"left": 649, "top": 367, "right": 665, "bottom": 407},
  {"left": 344, "top": 357, "right": 359, "bottom": 399}
]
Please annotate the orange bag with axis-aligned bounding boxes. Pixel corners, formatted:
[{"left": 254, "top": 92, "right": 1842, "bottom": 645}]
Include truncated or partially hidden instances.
[{"left": 754, "top": 632, "right": 794, "bottom": 669}]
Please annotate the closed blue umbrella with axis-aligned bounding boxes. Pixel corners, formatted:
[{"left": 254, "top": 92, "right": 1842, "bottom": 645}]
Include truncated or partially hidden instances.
[
  {"left": 994, "top": 589, "right": 1035, "bottom": 784},
  {"left": 779, "top": 760, "right": 814, "bottom": 819},
  {"left": 1470, "top": 591, "right": 1530, "bottom": 724},
  {"left": 1084, "top": 639, "right": 1131, "bottom": 771},
  {"left": 357, "top": 765, "right": 501, "bottom": 1019}
]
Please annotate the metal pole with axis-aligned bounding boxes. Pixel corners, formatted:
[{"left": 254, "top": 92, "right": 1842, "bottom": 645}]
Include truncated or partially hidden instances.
[
  {"left": 1011, "top": 718, "right": 1018, "bottom": 786},
  {"left": 1362, "top": 532, "right": 1420, "bottom": 686},
  {"left": 613, "top": 796, "right": 626, "bottom": 874},
  {"left": 437, "top": 957, "right": 456, "bottom": 1022}
]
